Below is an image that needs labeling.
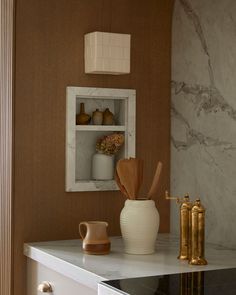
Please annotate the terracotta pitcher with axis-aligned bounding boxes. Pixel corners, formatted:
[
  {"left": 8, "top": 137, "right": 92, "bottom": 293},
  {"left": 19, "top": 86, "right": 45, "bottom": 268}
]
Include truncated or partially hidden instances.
[{"left": 79, "top": 221, "right": 110, "bottom": 255}]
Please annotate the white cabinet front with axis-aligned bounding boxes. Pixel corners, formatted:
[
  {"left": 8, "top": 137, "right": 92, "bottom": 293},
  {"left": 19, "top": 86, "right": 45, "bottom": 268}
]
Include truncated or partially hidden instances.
[{"left": 27, "top": 259, "right": 96, "bottom": 295}]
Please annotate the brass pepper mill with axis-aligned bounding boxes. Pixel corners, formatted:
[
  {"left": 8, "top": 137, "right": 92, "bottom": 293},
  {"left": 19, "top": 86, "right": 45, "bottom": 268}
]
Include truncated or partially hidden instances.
[
  {"left": 178, "top": 195, "right": 192, "bottom": 260},
  {"left": 165, "top": 191, "right": 192, "bottom": 260},
  {"left": 189, "top": 199, "right": 207, "bottom": 265}
]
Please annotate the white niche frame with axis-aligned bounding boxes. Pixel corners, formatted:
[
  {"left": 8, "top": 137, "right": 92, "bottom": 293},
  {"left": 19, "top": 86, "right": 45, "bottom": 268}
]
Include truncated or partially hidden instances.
[{"left": 66, "top": 86, "right": 136, "bottom": 192}]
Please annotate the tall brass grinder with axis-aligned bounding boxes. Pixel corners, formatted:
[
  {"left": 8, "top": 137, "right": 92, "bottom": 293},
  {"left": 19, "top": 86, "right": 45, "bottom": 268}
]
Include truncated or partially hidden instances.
[{"left": 165, "top": 191, "right": 207, "bottom": 265}]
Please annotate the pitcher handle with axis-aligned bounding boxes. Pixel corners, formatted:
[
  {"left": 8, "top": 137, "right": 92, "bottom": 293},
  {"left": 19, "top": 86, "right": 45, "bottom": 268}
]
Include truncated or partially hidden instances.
[{"left": 79, "top": 222, "right": 88, "bottom": 240}]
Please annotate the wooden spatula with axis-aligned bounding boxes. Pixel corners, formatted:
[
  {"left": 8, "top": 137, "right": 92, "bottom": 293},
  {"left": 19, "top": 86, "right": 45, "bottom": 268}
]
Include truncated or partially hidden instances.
[
  {"left": 133, "top": 158, "right": 143, "bottom": 198},
  {"left": 147, "top": 161, "right": 163, "bottom": 199},
  {"left": 115, "top": 170, "right": 129, "bottom": 198},
  {"left": 129, "top": 158, "right": 139, "bottom": 198},
  {"left": 116, "top": 159, "right": 135, "bottom": 199},
  {"left": 117, "top": 158, "right": 144, "bottom": 199},
  {"left": 116, "top": 159, "right": 133, "bottom": 199}
]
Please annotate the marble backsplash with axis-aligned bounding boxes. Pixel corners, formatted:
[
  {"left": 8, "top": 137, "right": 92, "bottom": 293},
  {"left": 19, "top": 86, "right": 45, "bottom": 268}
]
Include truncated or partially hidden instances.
[{"left": 171, "top": 0, "right": 236, "bottom": 248}]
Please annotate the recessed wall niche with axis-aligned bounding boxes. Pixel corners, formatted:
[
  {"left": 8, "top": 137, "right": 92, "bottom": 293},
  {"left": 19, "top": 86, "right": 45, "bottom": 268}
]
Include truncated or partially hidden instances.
[{"left": 66, "top": 87, "right": 136, "bottom": 192}]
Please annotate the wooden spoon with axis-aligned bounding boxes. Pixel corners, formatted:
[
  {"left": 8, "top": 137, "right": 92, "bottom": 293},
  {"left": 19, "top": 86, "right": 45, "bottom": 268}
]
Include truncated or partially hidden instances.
[
  {"left": 129, "top": 158, "right": 139, "bottom": 198},
  {"left": 147, "top": 161, "right": 163, "bottom": 199},
  {"left": 116, "top": 159, "right": 133, "bottom": 199},
  {"left": 116, "top": 158, "right": 144, "bottom": 200},
  {"left": 133, "top": 158, "right": 143, "bottom": 198},
  {"left": 116, "top": 159, "right": 136, "bottom": 199},
  {"left": 115, "top": 170, "right": 129, "bottom": 198}
]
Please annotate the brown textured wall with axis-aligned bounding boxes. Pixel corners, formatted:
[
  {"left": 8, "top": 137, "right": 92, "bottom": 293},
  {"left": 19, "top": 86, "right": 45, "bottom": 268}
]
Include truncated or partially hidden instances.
[{"left": 14, "top": 0, "right": 173, "bottom": 294}]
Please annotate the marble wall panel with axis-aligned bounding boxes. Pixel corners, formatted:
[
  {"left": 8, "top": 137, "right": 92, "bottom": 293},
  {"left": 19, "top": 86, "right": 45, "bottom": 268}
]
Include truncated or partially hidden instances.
[{"left": 171, "top": 0, "right": 236, "bottom": 248}]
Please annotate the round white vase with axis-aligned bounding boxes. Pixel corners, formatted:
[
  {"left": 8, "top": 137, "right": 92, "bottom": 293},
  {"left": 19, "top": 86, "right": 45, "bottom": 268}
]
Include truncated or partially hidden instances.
[
  {"left": 120, "top": 199, "right": 160, "bottom": 254},
  {"left": 92, "top": 152, "right": 114, "bottom": 180}
]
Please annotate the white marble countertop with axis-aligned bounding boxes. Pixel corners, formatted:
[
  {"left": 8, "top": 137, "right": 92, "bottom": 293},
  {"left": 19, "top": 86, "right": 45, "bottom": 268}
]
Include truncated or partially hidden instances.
[{"left": 24, "top": 234, "right": 236, "bottom": 291}]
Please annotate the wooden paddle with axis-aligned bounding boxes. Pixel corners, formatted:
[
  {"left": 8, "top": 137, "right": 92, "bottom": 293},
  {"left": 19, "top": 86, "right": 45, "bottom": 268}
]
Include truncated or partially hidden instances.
[
  {"left": 116, "top": 158, "right": 143, "bottom": 199},
  {"left": 115, "top": 170, "right": 129, "bottom": 198},
  {"left": 147, "top": 161, "right": 163, "bottom": 199}
]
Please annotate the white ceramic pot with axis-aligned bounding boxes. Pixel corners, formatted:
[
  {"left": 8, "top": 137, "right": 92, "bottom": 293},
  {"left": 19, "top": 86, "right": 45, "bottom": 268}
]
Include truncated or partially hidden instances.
[
  {"left": 120, "top": 199, "right": 160, "bottom": 254},
  {"left": 92, "top": 152, "right": 114, "bottom": 180}
]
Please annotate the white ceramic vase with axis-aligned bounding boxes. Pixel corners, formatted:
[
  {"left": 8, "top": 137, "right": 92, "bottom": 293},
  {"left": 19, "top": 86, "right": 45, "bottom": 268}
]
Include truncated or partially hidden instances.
[
  {"left": 92, "top": 152, "right": 114, "bottom": 180},
  {"left": 120, "top": 199, "right": 160, "bottom": 254}
]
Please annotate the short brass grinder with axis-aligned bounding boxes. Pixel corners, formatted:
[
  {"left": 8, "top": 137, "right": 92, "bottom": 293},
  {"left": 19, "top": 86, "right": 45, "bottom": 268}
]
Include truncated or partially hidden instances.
[{"left": 189, "top": 199, "right": 207, "bottom": 265}]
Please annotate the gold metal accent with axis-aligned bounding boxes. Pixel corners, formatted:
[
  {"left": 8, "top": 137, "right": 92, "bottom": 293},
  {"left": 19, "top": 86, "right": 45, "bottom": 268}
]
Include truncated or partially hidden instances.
[
  {"left": 189, "top": 199, "right": 208, "bottom": 265},
  {"left": 165, "top": 190, "right": 182, "bottom": 203},
  {"left": 165, "top": 191, "right": 192, "bottom": 260},
  {"left": 165, "top": 192, "right": 208, "bottom": 265},
  {"left": 180, "top": 272, "right": 204, "bottom": 295},
  {"left": 178, "top": 195, "right": 192, "bottom": 260},
  {"left": 37, "top": 281, "right": 53, "bottom": 293}
]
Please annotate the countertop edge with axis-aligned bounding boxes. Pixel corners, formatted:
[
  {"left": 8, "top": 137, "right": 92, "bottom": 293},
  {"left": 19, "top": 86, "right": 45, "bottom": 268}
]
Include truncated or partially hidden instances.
[
  {"left": 23, "top": 235, "right": 236, "bottom": 292},
  {"left": 24, "top": 243, "right": 106, "bottom": 290},
  {"left": 98, "top": 282, "right": 128, "bottom": 295}
]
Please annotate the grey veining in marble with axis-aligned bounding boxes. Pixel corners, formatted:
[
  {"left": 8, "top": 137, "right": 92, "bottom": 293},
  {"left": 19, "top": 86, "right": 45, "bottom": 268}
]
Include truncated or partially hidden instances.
[{"left": 171, "top": 0, "right": 236, "bottom": 248}]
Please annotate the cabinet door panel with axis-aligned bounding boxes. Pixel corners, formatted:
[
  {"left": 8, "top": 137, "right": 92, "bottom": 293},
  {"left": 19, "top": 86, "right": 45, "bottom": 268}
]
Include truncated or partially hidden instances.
[{"left": 27, "top": 259, "right": 96, "bottom": 295}]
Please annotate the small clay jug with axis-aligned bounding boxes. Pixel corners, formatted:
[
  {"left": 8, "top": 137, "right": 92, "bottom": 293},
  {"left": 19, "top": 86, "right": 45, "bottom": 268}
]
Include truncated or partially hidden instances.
[
  {"left": 92, "top": 109, "right": 103, "bottom": 125},
  {"left": 79, "top": 221, "right": 110, "bottom": 255},
  {"left": 103, "top": 108, "right": 114, "bottom": 125},
  {"left": 76, "top": 103, "right": 91, "bottom": 125}
]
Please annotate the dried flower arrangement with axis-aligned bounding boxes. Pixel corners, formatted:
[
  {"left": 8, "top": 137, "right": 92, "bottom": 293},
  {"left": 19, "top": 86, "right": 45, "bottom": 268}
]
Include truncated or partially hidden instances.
[{"left": 96, "top": 133, "right": 125, "bottom": 155}]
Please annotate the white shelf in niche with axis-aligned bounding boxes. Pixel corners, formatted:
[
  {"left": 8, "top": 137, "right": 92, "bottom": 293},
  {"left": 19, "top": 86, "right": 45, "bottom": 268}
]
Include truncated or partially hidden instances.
[
  {"left": 75, "top": 125, "right": 126, "bottom": 132},
  {"left": 66, "top": 86, "right": 136, "bottom": 192}
]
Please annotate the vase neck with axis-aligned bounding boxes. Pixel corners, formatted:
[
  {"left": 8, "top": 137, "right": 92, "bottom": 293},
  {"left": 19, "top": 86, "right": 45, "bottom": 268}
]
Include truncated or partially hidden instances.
[
  {"left": 96, "top": 151, "right": 114, "bottom": 157},
  {"left": 80, "top": 102, "right": 85, "bottom": 114},
  {"left": 124, "top": 199, "right": 155, "bottom": 207}
]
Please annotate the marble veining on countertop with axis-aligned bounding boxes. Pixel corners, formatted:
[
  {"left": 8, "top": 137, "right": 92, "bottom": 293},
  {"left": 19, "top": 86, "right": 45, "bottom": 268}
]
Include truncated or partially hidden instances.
[{"left": 24, "top": 234, "right": 236, "bottom": 291}]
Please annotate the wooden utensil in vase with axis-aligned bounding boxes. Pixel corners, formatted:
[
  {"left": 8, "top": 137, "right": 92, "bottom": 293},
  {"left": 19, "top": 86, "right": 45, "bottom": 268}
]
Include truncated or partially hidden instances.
[
  {"left": 115, "top": 170, "right": 129, "bottom": 198},
  {"left": 116, "top": 158, "right": 141, "bottom": 200},
  {"left": 133, "top": 158, "right": 143, "bottom": 198},
  {"left": 147, "top": 161, "right": 163, "bottom": 199},
  {"left": 116, "top": 159, "right": 135, "bottom": 199}
]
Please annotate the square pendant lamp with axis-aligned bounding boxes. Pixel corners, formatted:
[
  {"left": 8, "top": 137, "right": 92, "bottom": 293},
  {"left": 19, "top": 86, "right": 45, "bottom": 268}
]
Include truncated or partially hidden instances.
[{"left": 84, "top": 31, "right": 131, "bottom": 75}]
